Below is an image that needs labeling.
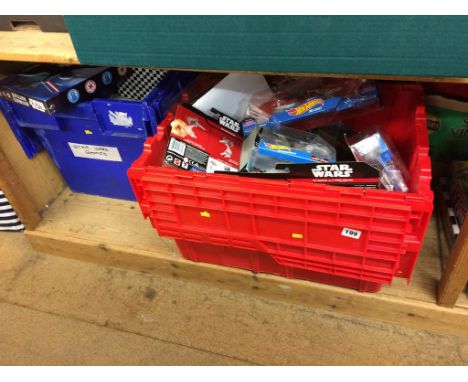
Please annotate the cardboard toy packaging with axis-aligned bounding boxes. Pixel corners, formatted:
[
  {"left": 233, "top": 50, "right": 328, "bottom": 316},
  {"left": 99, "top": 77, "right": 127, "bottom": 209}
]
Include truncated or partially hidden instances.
[
  {"left": 165, "top": 104, "right": 245, "bottom": 173},
  {"left": 218, "top": 161, "right": 381, "bottom": 189},
  {"left": 241, "top": 78, "right": 380, "bottom": 135},
  {"left": 0, "top": 64, "right": 125, "bottom": 114},
  {"left": 426, "top": 95, "right": 468, "bottom": 163}
]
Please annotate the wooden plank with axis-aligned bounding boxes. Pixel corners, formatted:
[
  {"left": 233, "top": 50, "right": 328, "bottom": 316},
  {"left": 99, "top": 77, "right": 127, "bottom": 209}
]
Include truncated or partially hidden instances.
[
  {"left": 0, "top": 112, "right": 66, "bottom": 222},
  {"left": 2, "top": 232, "right": 467, "bottom": 365},
  {"left": 157, "top": 66, "right": 468, "bottom": 84},
  {"left": 0, "top": 31, "right": 78, "bottom": 64},
  {"left": 436, "top": 189, "right": 468, "bottom": 307},
  {"left": 0, "top": 302, "right": 248, "bottom": 365},
  {"left": 438, "top": 219, "right": 468, "bottom": 307},
  {"left": 25, "top": 189, "right": 468, "bottom": 339}
]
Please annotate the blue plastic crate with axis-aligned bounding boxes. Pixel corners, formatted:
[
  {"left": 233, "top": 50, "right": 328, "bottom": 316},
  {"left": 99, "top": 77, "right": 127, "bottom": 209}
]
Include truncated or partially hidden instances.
[
  {"left": 0, "top": 98, "right": 44, "bottom": 158},
  {"left": 0, "top": 70, "right": 196, "bottom": 200}
]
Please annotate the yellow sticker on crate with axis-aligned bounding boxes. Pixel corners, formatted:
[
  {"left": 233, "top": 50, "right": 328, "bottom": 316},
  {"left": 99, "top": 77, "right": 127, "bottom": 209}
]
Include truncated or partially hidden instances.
[
  {"left": 200, "top": 211, "right": 211, "bottom": 218},
  {"left": 84, "top": 130, "right": 93, "bottom": 135},
  {"left": 292, "top": 233, "right": 303, "bottom": 239}
]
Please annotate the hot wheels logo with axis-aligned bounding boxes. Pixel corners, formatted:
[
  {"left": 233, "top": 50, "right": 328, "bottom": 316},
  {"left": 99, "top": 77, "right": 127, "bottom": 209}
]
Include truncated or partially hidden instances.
[
  {"left": 264, "top": 143, "right": 291, "bottom": 151},
  {"left": 287, "top": 98, "right": 325, "bottom": 116}
]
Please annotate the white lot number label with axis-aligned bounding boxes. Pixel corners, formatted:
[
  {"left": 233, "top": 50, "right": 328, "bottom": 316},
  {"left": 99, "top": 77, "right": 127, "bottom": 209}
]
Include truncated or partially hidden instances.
[
  {"left": 341, "top": 227, "right": 362, "bottom": 240},
  {"left": 68, "top": 142, "right": 122, "bottom": 162}
]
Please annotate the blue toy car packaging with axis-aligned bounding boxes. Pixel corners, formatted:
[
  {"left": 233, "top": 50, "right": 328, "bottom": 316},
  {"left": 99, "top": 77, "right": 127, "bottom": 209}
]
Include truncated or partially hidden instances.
[
  {"left": 245, "top": 124, "right": 336, "bottom": 173},
  {"left": 0, "top": 64, "right": 128, "bottom": 114},
  {"left": 241, "top": 78, "right": 379, "bottom": 135}
]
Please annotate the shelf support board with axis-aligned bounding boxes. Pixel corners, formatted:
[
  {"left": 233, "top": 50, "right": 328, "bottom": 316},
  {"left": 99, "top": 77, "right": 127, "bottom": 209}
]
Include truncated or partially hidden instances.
[
  {"left": 438, "top": 219, "right": 468, "bottom": 307},
  {"left": 24, "top": 190, "right": 468, "bottom": 339},
  {"left": 0, "top": 31, "right": 79, "bottom": 64}
]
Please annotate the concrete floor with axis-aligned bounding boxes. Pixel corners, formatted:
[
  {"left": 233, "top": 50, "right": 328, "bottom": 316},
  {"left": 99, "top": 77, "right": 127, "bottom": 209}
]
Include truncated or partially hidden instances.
[{"left": 0, "top": 232, "right": 467, "bottom": 365}]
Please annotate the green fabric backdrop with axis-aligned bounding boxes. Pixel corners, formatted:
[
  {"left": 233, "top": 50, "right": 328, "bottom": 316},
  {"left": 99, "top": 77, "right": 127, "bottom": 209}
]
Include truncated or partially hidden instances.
[{"left": 65, "top": 16, "right": 468, "bottom": 77}]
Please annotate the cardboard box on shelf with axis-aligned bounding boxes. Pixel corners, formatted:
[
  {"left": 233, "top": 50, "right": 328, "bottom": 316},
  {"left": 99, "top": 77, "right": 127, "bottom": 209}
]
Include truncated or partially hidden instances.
[
  {"left": 0, "top": 65, "right": 123, "bottom": 114},
  {"left": 164, "top": 104, "right": 245, "bottom": 173}
]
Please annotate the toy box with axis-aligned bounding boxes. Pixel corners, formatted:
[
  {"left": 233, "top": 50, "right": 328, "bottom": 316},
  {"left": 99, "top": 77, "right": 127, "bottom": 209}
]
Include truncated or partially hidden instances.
[
  {"left": 426, "top": 95, "right": 468, "bottom": 162},
  {"left": 218, "top": 161, "right": 381, "bottom": 188},
  {"left": 242, "top": 78, "right": 379, "bottom": 134},
  {"left": 244, "top": 124, "right": 336, "bottom": 172},
  {"left": 165, "top": 104, "right": 245, "bottom": 172},
  {"left": 0, "top": 65, "right": 124, "bottom": 114}
]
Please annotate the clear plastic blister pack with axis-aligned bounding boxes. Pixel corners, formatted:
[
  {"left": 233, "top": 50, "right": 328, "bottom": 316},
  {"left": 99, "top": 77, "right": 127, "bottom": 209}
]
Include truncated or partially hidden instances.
[
  {"left": 347, "top": 128, "right": 410, "bottom": 192},
  {"left": 243, "top": 77, "right": 379, "bottom": 135},
  {"left": 246, "top": 124, "right": 336, "bottom": 173}
]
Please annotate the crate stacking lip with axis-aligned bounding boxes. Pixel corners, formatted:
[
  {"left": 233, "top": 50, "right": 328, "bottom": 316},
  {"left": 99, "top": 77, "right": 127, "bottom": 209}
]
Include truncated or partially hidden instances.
[{"left": 128, "top": 83, "right": 434, "bottom": 290}]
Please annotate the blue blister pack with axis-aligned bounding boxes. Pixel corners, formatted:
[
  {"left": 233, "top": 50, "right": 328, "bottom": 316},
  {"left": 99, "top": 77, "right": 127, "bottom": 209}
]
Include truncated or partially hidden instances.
[
  {"left": 242, "top": 79, "right": 379, "bottom": 136},
  {"left": 246, "top": 124, "right": 336, "bottom": 173},
  {"left": 268, "top": 96, "right": 343, "bottom": 125}
]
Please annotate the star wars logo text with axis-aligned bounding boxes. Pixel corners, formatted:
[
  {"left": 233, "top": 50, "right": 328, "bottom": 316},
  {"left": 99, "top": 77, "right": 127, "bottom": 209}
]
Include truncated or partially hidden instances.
[
  {"left": 311, "top": 164, "right": 353, "bottom": 178},
  {"left": 218, "top": 115, "right": 241, "bottom": 134}
]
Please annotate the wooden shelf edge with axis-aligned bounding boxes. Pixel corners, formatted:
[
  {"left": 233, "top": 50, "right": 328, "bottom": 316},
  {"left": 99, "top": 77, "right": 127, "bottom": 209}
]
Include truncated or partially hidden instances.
[
  {"left": 25, "top": 223, "right": 468, "bottom": 340},
  {"left": 161, "top": 67, "right": 468, "bottom": 84},
  {"left": 0, "top": 31, "right": 79, "bottom": 64}
]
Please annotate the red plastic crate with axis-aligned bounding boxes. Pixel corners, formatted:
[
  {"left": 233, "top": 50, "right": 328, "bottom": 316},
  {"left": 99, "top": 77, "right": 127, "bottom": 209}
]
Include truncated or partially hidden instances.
[
  {"left": 175, "top": 240, "right": 382, "bottom": 292},
  {"left": 128, "top": 83, "right": 433, "bottom": 292}
]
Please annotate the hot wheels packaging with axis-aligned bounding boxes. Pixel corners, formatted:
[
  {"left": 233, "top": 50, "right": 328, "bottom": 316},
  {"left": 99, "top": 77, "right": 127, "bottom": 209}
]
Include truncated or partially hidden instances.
[
  {"left": 243, "top": 77, "right": 379, "bottom": 135},
  {"left": 245, "top": 124, "right": 336, "bottom": 173}
]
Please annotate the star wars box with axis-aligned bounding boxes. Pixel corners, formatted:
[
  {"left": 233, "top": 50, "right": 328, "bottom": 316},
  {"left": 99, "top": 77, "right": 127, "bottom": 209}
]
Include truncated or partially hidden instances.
[
  {"left": 0, "top": 64, "right": 125, "bottom": 114},
  {"left": 216, "top": 161, "right": 381, "bottom": 189},
  {"left": 165, "top": 104, "right": 245, "bottom": 173}
]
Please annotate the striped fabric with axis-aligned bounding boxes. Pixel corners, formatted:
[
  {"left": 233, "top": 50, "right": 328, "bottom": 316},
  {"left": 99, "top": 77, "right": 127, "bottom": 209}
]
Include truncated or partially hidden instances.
[
  {"left": 440, "top": 178, "right": 460, "bottom": 238},
  {"left": 0, "top": 190, "right": 24, "bottom": 232}
]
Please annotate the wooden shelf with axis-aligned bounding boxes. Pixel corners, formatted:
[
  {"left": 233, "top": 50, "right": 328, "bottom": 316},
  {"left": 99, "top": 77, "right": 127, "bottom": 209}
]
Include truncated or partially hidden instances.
[
  {"left": 0, "top": 31, "right": 78, "bottom": 64},
  {"left": 25, "top": 188, "right": 468, "bottom": 339},
  {"left": 0, "top": 36, "right": 466, "bottom": 334},
  {"left": 171, "top": 68, "right": 468, "bottom": 84}
]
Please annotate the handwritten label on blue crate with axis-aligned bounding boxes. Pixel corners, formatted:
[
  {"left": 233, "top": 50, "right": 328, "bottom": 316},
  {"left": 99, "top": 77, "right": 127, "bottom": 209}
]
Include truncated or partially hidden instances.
[
  {"left": 68, "top": 142, "right": 122, "bottom": 162},
  {"left": 341, "top": 227, "right": 362, "bottom": 240}
]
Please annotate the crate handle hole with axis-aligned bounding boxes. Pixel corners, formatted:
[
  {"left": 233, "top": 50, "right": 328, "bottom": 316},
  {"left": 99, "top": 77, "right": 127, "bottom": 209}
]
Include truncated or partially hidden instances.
[{"left": 10, "top": 20, "right": 41, "bottom": 31}]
